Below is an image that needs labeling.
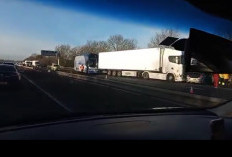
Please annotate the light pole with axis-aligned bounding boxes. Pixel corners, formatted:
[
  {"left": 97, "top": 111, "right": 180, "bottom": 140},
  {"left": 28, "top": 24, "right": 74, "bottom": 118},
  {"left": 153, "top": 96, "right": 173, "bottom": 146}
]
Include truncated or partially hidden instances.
[
  {"left": 56, "top": 52, "right": 60, "bottom": 66},
  {"left": 58, "top": 57, "right": 60, "bottom": 66}
]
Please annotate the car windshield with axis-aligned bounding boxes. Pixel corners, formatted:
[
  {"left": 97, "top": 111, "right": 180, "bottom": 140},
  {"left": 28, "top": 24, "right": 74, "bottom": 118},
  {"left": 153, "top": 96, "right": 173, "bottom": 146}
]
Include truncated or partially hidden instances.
[
  {"left": 88, "top": 58, "right": 98, "bottom": 67},
  {"left": 0, "top": 0, "right": 232, "bottom": 130},
  {"left": 168, "top": 56, "right": 184, "bottom": 64}
]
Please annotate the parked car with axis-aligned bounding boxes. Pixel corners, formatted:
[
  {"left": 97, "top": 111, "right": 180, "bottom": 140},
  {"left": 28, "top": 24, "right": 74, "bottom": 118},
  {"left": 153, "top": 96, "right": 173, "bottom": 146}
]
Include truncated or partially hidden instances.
[
  {"left": 186, "top": 72, "right": 213, "bottom": 85},
  {"left": 50, "top": 63, "right": 60, "bottom": 71},
  {"left": 15, "top": 62, "right": 23, "bottom": 67},
  {"left": 2, "top": 62, "right": 15, "bottom": 66},
  {"left": 0, "top": 64, "right": 21, "bottom": 88}
]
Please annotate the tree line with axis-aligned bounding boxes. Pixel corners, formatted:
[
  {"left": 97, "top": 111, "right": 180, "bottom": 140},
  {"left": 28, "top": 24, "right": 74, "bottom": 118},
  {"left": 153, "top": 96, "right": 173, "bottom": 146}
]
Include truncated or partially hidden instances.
[
  {"left": 55, "top": 34, "right": 137, "bottom": 60},
  {"left": 54, "top": 29, "right": 180, "bottom": 66},
  {"left": 24, "top": 27, "right": 232, "bottom": 67},
  {"left": 25, "top": 29, "right": 180, "bottom": 67}
]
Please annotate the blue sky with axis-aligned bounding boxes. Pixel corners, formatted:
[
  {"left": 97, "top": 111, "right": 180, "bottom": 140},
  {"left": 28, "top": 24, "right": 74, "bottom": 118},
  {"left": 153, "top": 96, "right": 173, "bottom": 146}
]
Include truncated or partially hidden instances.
[{"left": 0, "top": 0, "right": 231, "bottom": 60}]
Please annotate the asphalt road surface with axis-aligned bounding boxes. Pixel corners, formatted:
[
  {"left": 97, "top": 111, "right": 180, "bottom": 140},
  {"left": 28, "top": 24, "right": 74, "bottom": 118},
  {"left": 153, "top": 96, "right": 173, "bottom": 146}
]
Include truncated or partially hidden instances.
[
  {"left": 0, "top": 75, "right": 70, "bottom": 128},
  {"left": 1, "top": 66, "right": 232, "bottom": 128}
]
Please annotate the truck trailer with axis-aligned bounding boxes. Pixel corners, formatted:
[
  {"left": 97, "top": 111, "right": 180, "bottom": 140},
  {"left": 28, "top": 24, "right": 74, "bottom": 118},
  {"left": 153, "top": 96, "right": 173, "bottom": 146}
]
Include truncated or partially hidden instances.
[
  {"left": 98, "top": 48, "right": 185, "bottom": 82},
  {"left": 31, "top": 60, "right": 40, "bottom": 67},
  {"left": 24, "top": 60, "right": 32, "bottom": 67}
]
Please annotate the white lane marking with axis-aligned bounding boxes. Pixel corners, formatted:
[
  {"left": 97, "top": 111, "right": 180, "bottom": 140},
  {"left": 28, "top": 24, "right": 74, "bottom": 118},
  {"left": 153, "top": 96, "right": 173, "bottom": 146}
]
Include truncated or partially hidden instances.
[
  {"left": 56, "top": 71, "right": 141, "bottom": 96},
  {"left": 112, "top": 88, "right": 141, "bottom": 96},
  {"left": 150, "top": 96, "right": 191, "bottom": 107},
  {"left": 184, "top": 86, "right": 205, "bottom": 90},
  {"left": 22, "top": 75, "right": 73, "bottom": 113},
  {"left": 71, "top": 77, "right": 141, "bottom": 96},
  {"left": 152, "top": 107, "right": 185, "bottom": 110}
]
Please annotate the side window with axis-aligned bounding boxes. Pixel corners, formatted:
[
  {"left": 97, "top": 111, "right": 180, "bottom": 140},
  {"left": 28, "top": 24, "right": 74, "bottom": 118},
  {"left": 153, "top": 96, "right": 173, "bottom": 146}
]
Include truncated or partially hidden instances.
[
  {"left": 168, "top": 56, "right": 183, "bottom": 64},
  {"left": 191, "top": 58, "right": 198, "bottom": 65},
  {"left": 169, "top": 56, "right": 177, "bottom": 63}
]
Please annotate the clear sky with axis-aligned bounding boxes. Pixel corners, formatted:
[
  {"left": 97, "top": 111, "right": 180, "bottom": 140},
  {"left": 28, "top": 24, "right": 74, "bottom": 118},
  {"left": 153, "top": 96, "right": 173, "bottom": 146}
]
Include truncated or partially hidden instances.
[{"left": 0, "top": 0, "right": 231, "bottom": 60}]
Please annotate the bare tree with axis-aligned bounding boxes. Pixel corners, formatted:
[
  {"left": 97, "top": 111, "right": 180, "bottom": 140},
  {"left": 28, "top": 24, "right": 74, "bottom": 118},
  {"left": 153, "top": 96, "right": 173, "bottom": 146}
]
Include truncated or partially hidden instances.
[
  {"left": 148, "top": 29, "right": 180, "bottom": 48},
  {"left": 39, "top": 56, "right": 57, "bottom": 66},
  {"left": 55, "top": 45, "right": 72, "bottom": 60},
  {"left": 24, "top": 53, "right": 41, "bottom": 61},
  {"left": 53, "top": 34, "right": 137, "bottom": 67},
  {"left": 76, "top": 40, "right": 110, "bottom": 54},
  {"left": 70, "top": 46, "right": 81, "bottom": 56},
  {"left": 107, "top": 35, "right": 137, "bottom": 51}
]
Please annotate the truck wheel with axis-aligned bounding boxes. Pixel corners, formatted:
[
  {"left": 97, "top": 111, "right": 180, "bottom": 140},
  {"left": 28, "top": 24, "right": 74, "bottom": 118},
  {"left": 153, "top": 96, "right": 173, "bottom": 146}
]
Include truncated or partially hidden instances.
[
  {"left": 143, "top": 72, "right": 149, "bottom": 79},
  {"left": 117, "top": 71, "right": 122, "bottom": 77},
  {"left": 107, "top": 70, "right": 112, "bottom": 76},
  {"left": 167, "top": 74, "right": 175, "bottom": 82},
  {"left": 112, "top": 71, "right": 117, "bottom": 77}
]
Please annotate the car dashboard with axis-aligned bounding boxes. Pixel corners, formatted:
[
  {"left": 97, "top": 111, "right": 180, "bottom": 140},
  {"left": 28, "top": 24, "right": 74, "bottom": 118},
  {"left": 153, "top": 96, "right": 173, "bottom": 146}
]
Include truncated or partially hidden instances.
[{"left": 0, "top": 110, "right": 230, "bottom": 140}]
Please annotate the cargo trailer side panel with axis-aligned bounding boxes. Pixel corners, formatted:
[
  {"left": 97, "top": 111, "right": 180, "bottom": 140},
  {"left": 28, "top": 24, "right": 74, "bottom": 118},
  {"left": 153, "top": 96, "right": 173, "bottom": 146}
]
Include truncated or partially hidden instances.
[{"left": 98, "top": 48, "right": 161, "bottom": 71}]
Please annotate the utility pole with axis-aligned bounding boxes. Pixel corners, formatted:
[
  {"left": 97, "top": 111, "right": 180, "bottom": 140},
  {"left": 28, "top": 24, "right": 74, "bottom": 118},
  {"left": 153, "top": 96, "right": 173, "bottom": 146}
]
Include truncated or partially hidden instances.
[
  {"left": 56, "top": 52, "right": 60, "bottom": 66},
  {"left": 58, "top": 57, "right": 60, "bottom": 66}
]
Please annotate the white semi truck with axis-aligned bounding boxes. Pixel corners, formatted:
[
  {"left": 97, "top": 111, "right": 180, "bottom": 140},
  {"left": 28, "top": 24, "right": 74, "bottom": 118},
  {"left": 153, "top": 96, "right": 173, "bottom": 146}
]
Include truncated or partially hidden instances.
[
  {"left": 98, "top": 48, "right": 185, "bottom": 82},
  {"left": 24, "top": 60, "right": 39, "bottom": 67},
  {"left": 31, "top": 60, "right": 40, "bottom": 67},
  {"left": 24, "top": 60, "right": 32, "bottom": 67}
]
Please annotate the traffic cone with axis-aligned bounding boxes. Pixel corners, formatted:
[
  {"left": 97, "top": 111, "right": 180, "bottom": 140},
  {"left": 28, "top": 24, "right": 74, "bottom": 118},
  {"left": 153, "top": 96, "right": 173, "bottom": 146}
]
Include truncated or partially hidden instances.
[{"left": 190, "top": 86, "right": 194, "bottom": 94}]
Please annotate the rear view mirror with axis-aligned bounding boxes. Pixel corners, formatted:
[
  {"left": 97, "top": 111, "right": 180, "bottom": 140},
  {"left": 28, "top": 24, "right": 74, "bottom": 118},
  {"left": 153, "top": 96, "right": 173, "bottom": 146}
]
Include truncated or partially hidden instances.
[{"left": 185, "top": 28, "right": 232, "bottom": 73}]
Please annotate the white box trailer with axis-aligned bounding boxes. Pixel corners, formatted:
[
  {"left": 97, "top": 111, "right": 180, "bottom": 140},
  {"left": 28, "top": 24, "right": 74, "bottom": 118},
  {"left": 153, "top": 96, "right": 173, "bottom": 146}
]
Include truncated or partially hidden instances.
[
  {"left": 98, "top": 48, "right": 185, "bottom": 82},
  {"left": 24, "top": 60, "right": 32, "bottom": 67},
  {"left": 31, "top": 60, "right": 40, "bottom": 67},
  {"left": 99, "top": 49, "right": 161, "bottom": 71}
]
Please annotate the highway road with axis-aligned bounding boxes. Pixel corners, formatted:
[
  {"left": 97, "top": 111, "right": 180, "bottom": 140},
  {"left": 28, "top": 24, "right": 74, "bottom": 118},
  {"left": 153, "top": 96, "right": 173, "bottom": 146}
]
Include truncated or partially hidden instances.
[
  {"left": 0, "top": 74, "right": 70, "bottom": 128},
  {"left": 0, "top": 66, "right": 232, "bottom": 128}
]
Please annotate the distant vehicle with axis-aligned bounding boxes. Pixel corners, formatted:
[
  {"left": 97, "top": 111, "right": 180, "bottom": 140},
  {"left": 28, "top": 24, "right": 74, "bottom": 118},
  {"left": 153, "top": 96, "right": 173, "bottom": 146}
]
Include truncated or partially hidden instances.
[
  {"left": 0, "top": 64, "right": 21, "bottom": 88},
  {"left": 74, "top": 53, "right": 98, "bottom": 74},
  {"left": 31, "top": 60, "right": 40, "bottom": 68},
  {"left": 186, "top": 72, "right": 204, "bottom": 84},
  {"left": 24, "top": 60, "right": 32, "bottom": 67},
  {"left": 16, "top": 62, "right": 24, "bottom": 67},
  {"left": 186, "top": 72, "right": 213, "bottom": 84},
  {"left": 2, "top": 62, "right": 15, "bottom": 66},
  {"left": 50, "top": 63, "right": 60, "bottom": 71},
  {"left": 98, "top": 48, "right": 185, "bottom": 82}
]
